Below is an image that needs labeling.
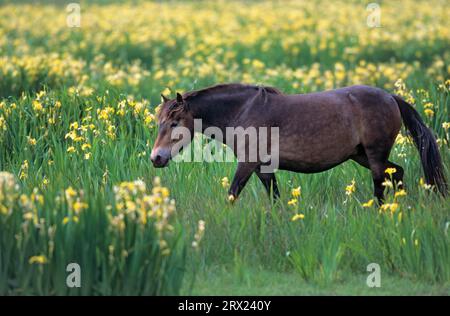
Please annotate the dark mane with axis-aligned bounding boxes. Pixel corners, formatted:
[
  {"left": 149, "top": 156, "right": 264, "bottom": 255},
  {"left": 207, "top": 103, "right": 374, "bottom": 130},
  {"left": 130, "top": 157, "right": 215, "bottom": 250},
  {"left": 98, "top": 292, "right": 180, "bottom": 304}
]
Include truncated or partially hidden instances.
[
  {"left": 159, "top": 83, "right": 283, "bottom": 119},
  {"left": 184, "top": 83, "right": 283, "bottom": 100}
]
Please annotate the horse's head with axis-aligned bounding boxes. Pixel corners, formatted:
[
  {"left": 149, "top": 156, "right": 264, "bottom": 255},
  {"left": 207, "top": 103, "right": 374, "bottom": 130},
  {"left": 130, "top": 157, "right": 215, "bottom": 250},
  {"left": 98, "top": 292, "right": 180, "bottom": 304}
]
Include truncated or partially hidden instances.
[{"left": 151, "top": 93, "right": 194, "bottom": 168}]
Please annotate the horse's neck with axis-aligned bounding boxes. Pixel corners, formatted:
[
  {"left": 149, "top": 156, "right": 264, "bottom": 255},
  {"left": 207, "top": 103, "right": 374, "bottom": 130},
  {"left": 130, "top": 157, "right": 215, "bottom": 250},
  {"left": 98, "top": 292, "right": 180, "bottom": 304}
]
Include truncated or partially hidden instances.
[{"left": 189, "top": 92, "right": 247, "bottom": 131}]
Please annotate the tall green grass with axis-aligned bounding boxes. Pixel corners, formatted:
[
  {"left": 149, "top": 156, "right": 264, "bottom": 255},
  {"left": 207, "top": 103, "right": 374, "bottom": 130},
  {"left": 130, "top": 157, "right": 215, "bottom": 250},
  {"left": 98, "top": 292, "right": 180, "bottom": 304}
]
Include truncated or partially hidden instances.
[{"left": 0, "top": 172, "right": 186, "bottom": 295}]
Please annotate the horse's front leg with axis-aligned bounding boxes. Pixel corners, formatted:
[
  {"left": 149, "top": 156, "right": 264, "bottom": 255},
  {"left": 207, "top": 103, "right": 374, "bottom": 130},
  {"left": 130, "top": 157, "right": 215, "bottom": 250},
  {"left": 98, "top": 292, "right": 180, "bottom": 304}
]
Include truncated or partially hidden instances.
[{"left": 228, "top": 162, "right": 259, "bottom": 202}]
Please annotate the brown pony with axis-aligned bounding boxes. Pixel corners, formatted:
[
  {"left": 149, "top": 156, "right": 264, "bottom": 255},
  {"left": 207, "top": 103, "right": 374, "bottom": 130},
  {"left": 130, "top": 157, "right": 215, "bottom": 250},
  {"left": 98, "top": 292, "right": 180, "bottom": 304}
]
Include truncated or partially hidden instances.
[{"left": 151, "top": 83, "right": 447, "bottom": 202}]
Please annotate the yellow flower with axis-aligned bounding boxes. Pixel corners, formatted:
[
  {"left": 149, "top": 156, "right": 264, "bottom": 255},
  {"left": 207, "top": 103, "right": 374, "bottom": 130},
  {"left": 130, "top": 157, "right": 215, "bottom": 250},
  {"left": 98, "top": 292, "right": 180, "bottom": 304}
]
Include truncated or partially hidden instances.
[
  {"left": 221, "top": 177, "right": 230, "bottom": 188},
  {"left": 161, "top": 87, "right": 171, "bottom": 97},
  {"left": 362, "top": 199, "right": 374, "bottom": 208},
  {"left": 23, "top": 212, "right": 34, "bottom": 220},
  {"left": 19, "top": 160, "right": 29, "bottom": 180},
  {"left": 0, "top": 116, "right": 6, "bottom": 132},
  {"left": 442, "top": 122, "right": 450, "bottom": 130},
  {"left": 74, "top": 136, "right": 84, "bottom": 143},
  {"left": 291, "top": 186, "right": 301, "bottom": 198},
  {"left": 70, "top": 122, "right": 79, "bottom": 130},
  {"left": 287, "top": 198, "right": 298, "bottom": 206},
  {"left": 73, "top": 201, "right": 88, "bottom": 213},
  {"left": 382, "top": 179, "right": 393, "bottom": 188},
  {"left": 394, "top": 189, "right": 407, "bottom": 198},
  {"left": 419, "top": 177, "right": 432, "bottom": 190},
  {"left": 192, "top": 220, "right": 206, "bottom": 249},
  {"left": 125, "top": 200, "right": 137, "bottom": 211},
  {"left": 81, "top": 143, "right": 91, "bottom": 151},
  {"left": 291, "top": 213, "right": 305, "bottom": 221},
  {"left": 144, "top": 113, "right": 154, "bottom": 125},
  {"left": 384, "top": 168, "right": 397, "bottom": 176},
  {"left": 162, "top": 248, "right": 171, "bottom": 256},
  {"left": 160, "top": 187, "right": 170, "bottom": 198},
  {"left": 32, "top": 100, "right": 43, "bottom": 112},
  {"left": 29, "top": 255, "right": 48, "bottom": 265},
  {"left": 65, "top": 130, "right": 77, "bottom": 140},
  {"left": 345, "top": 179, "right": 356, "bottom": 196},
  {"left": 36, "top": 90, "right": 46, "bottom": 100},
  {"left": 395, "top": 133, "right": 409, "bottom": 145},
  {"left": 154, "top": 70, "right": 165, "bottom": 80},
  {"left": 67, "top": 146, "right": 76, "bottom": 153},
  {"left": 84, "top": 152, "right": 91, "bottom": 160},
  {"left": 65, "top": 186, "right": 77, "bottom": 199},
  {"left": 424, "top": 108, "right": 434, "bottom": 117},
  {"left": 27, "top": 136, "right": 37, "bottom": 146},
  {"left": 153, "top": 176, "right": 161, "bottom": 186},
  {"left": 389, "top": 203, "right": 399, "bottom": 213},
  {"left": 380, "top": 202, "right": 398, "bottom": 213},
  {"left": 252, "top": 59, "right": 265, "bottom": 70},
  {"left": 116, "top": 202, "right": 124, "bottom": 211}
]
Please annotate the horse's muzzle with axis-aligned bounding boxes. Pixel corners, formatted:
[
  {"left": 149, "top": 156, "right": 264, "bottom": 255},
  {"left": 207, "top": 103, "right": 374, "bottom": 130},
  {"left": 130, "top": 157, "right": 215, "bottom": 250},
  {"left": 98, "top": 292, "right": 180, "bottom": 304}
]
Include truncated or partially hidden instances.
[{"left": 150, "top": 148, "right": 170, "bottom": 168}]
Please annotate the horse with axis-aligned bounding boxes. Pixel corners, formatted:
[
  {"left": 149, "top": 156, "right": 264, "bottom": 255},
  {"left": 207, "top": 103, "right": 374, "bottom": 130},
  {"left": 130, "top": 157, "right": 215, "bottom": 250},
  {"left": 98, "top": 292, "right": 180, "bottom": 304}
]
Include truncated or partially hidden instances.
[{"left": 151, "top": 83, "right": 447, "bottom": 202}]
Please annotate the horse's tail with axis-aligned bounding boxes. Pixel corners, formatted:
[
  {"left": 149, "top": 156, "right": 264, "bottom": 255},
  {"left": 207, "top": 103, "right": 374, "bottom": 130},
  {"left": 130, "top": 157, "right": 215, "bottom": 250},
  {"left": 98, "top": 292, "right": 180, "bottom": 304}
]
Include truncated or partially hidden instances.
[{"left": 392, "top": 94, "right": 447, "bottom": 196}]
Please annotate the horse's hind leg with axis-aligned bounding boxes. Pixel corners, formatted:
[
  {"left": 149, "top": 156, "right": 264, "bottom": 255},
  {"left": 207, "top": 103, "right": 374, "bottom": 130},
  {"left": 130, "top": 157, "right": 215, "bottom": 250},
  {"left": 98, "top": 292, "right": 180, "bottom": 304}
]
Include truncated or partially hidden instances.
[
  {"left": 367, "top": 158, "right": 388, "bottom": 203},
  {"left": 351, "top": 152, "right": 383, "bottom": 201},
  {"left": 352, "top": 154, "right": 404, "bottom": 190},
  {"left": 386, "top": 161, "right": 404, "bottom": 189},
  {"left": 364, "top": 141, "right": 406, "bottom": 203},
  {"left": 351, "top": 149, "right": 404, "bottom": 203},
  {"left": 255, "top": 169, "right": 280, "bottom": 200},
  {"left": 351, "top": 145, "right": 392, "bottom": 203}
]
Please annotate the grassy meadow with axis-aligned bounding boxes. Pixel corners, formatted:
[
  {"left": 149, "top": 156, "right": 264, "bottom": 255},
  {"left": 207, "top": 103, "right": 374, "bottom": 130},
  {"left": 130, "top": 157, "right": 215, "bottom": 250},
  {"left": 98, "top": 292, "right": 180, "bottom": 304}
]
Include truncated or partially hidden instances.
[{"left": 0, "top": 0, "right": 449, "bottom": 295}]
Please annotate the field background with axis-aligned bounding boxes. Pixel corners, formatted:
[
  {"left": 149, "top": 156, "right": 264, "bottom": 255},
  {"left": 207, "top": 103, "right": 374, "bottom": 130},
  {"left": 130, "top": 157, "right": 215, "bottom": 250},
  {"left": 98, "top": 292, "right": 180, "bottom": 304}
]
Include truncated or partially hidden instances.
[{"left": 0, "top": 0, "right": 449, "bottom": 295}]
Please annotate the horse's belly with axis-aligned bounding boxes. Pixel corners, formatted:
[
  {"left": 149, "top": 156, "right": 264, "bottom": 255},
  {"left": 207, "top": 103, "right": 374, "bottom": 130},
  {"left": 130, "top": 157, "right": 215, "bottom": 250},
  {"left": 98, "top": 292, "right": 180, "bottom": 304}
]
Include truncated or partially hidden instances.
[
  {"left": 278, "top": 159, "right": 348, "bottom": 173},
  {"left": 276, "top": 137, "right": 358, "bottom": 173}
]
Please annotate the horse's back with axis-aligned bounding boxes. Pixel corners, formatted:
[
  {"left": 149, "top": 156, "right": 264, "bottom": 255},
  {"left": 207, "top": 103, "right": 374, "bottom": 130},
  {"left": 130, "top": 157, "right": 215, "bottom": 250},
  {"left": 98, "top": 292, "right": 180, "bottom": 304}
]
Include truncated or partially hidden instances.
[
  {"left": 277, "top": 85, "right": 401, "bottom": 127},
  {"left": 284, "top": 85, "right": 395, "bottom": 107}
]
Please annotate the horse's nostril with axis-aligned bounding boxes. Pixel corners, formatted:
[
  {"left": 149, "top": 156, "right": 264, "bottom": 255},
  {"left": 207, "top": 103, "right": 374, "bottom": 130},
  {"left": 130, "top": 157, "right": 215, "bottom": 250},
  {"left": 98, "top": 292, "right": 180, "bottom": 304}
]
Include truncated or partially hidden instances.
[{"left": 152, "top": 154, "right": 161, "bottom": 163}]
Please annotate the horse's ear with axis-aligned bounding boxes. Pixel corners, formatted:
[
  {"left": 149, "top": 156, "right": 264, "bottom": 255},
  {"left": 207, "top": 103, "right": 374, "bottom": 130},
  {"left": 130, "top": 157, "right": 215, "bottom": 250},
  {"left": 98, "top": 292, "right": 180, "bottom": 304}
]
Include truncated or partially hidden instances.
[
  {"left": 161, "top": 94, "right": 169, "bottom": 103},
  {"left": 176, "top": 92, "right": 183, "bottom": 105},
  {"left": 176, "top": 92, "right": 189, "bottom": 111}
]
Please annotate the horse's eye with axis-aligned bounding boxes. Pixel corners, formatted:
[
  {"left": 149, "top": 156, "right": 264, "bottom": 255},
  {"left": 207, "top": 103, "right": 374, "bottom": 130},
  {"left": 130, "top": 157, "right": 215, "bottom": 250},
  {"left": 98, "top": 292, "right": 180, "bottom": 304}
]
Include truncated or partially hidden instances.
[{"left": 170, "top": 121, "right": 179, "bottom": 128}]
